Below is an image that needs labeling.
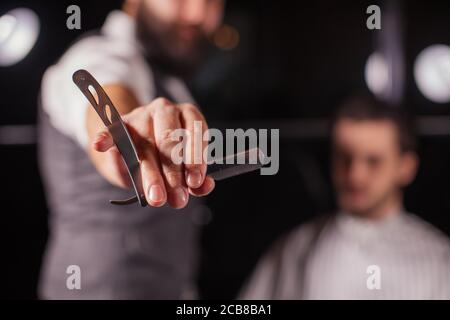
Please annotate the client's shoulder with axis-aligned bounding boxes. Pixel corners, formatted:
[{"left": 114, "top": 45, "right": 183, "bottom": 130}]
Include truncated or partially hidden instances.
[
  {"left": 401, "top": 212, "right": 450, "bottom": 254},
  {"left": 273, "top": 214, "right": 334, "bottom": 255}
]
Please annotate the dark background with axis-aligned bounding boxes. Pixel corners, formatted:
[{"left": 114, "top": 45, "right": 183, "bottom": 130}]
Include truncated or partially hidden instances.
[{"left": 0, "top": 0, "right": 449, "bottom": 299}]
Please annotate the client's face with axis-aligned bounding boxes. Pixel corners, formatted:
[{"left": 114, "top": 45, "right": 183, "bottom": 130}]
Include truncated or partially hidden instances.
[{"left": 332, "top": 119, "right": 412, "bottom": 218}]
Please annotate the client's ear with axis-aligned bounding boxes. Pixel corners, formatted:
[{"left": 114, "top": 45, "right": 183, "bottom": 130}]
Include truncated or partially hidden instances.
[{"left": 398, "top": 152, "right": 419, "bottom": 187}]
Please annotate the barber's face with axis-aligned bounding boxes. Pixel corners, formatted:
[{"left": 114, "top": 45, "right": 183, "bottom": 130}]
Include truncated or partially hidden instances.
[
  {"left": 136, "top": 0, "right": 224, "bottom": 74},
  {"left": 332, "top": 119, "right": 416, "bottom": 217}
]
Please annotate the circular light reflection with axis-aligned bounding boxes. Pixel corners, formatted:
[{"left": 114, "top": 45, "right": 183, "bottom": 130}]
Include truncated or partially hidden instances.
[
  {"left": 414, "top": 44, "right": 450, "bottom": 104},
  {"left": 0, "top": 8, "right": 40, "bottom": 67},
  {"left": 365, "top": 52, "right": 389, "bottom": 98},
  {"left": 213, "top": 24, "right": 240, "bottom": 51},
  {"left": 0, "top": 14, "right": 17, "bottom": 43}
]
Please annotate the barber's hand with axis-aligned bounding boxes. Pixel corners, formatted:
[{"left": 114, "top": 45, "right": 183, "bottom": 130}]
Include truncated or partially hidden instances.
[{"left": 91, "top": 98, "right": 215, "bottom": 209}]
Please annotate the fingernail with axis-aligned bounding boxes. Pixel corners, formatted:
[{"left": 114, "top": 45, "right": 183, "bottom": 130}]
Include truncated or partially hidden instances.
[
  {"left": 95, "top": 132, "right": 107, "bottom": 141},
  {"left": 93, "top": 134, "right": 107, "bottom": 148},
  {"left": 187, "top": 170, "right": 202, "bottom": 188},
  {"left": 174, "top": 187, "right": 188, "bottom": 206},
  {"left": 149, "top": 185, "right": 164, "bottom": 203}
]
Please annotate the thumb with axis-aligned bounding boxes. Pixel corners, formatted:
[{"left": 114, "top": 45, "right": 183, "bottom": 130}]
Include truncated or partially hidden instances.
[{"left": 92, "top": 130, "right": 114, "bottom": 152}]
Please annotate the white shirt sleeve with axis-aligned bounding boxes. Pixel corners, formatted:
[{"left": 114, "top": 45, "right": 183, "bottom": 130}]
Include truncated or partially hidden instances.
[{"left": 41, "top": 34, "right": 154, "bottom": 148}]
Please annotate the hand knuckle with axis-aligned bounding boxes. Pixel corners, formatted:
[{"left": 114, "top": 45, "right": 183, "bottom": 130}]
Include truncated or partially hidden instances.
[
  {"left": 155, "top": 97, "right": 171, "bottom": 106},
  {"left": 157, "top": 129, "right": 177, "bottom": 149},
  {"left": 146, "top": 97, "right": 170, "bottom": 113},
  {"left": 161, "top": 104, "right": 179, "bottom": 116},
  {"left": 182, "top": 103, "right": 199, "bottom": 113}
]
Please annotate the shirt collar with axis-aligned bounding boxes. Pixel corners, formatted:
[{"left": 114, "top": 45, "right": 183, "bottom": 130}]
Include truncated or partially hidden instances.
[
  {"left": 335, "top": 208, "right": 406, "bottom": 240},
  {"left": 101, "top": 10, "right": 137, "bottom": 43}
]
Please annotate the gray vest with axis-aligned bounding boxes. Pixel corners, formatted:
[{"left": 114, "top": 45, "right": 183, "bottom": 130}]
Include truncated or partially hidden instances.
[{"left": 37, "top": 66, "right": 203, "bottom": 299}]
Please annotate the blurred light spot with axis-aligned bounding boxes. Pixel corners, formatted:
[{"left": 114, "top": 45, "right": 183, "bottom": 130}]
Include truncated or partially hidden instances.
[
  {"left": 0, "top": 14, "right": 17, "bottom": 43},
  {"left": 365, "top": 52, "right": 389, "bottom": 98},
  {"left": 213, "top": 24, "right": 239, "bottom": 51},
  {"left": 190, "top": 204, "right": 213, "bottom": 226},
  {"left": 0, "top": 8, "right": 40, "bottom": 67},
  {"left": 414, "top": 44, "right": 450, "bottom": 104},
  {"left": 0, "top": 125, "right": 36, "bottom": 145}
]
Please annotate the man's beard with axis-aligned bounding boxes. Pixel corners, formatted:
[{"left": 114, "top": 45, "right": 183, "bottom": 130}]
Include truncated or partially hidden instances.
[{"left": 135, "top": 5, "right": 210, "bottom": 78}]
